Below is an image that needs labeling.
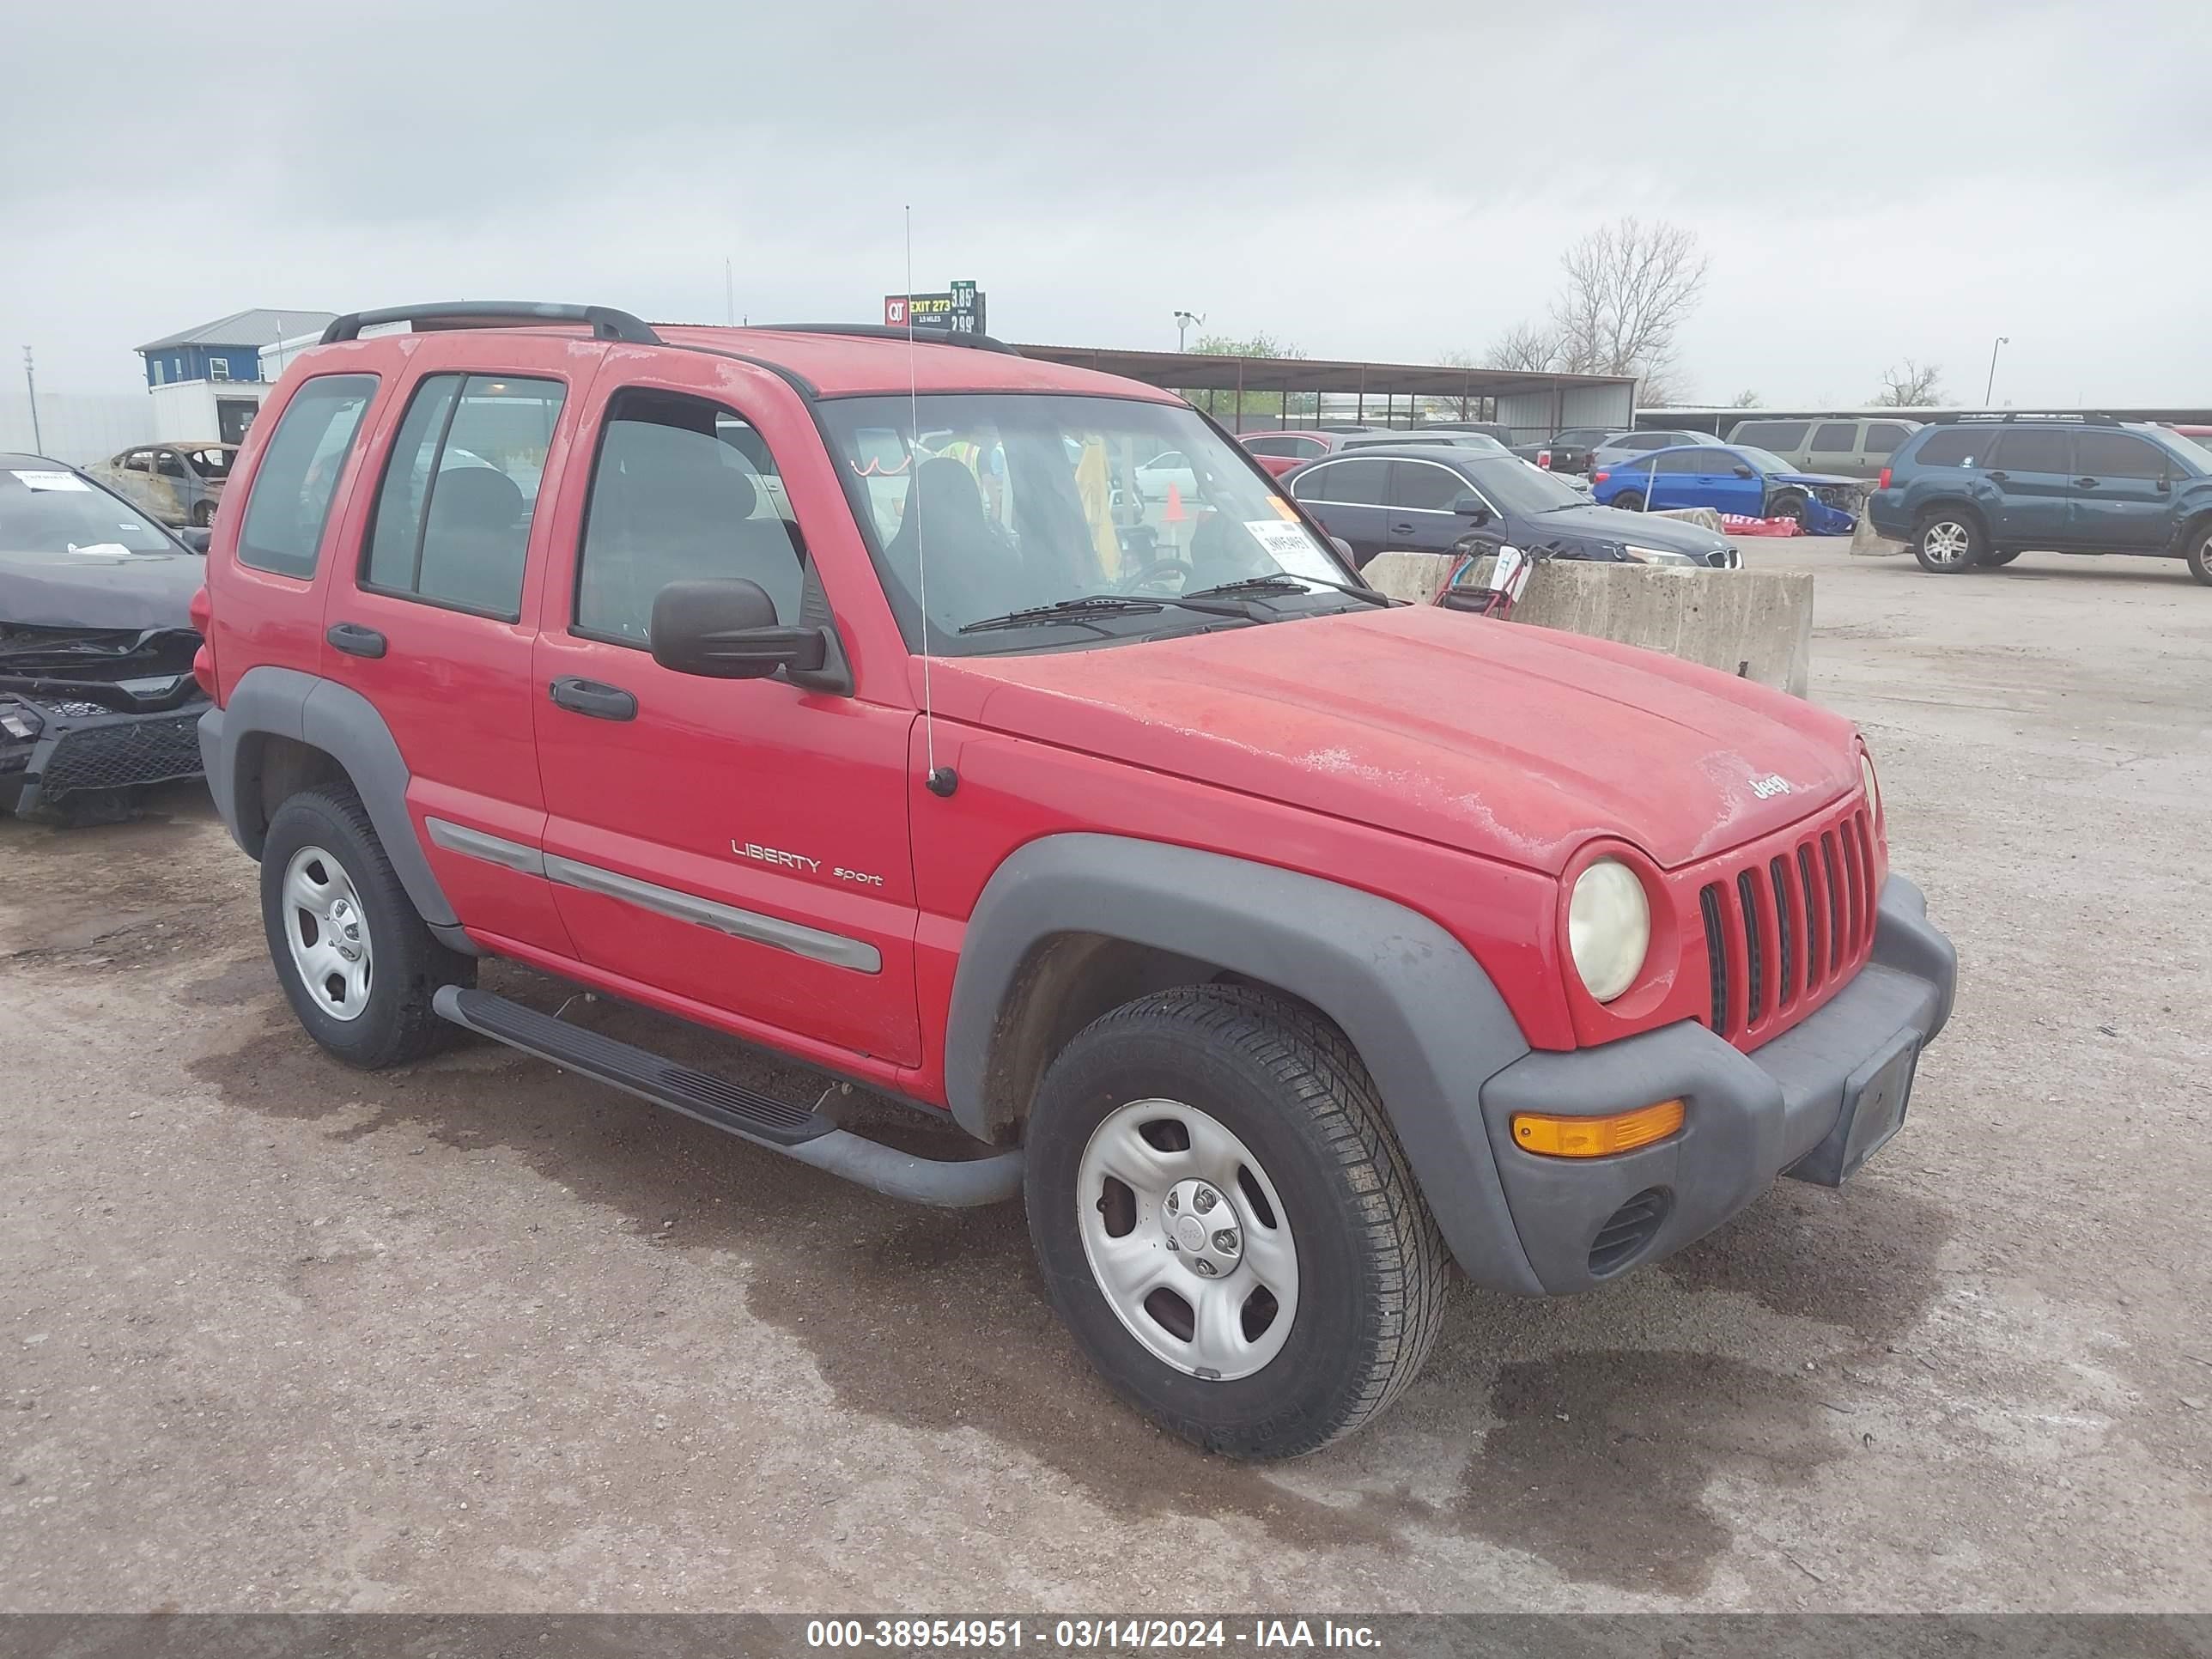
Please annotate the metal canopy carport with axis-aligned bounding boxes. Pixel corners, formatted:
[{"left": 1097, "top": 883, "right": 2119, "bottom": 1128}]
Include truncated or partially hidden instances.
[{"left": 1009, "top": 343, "right": 1638, "bottom": 442}]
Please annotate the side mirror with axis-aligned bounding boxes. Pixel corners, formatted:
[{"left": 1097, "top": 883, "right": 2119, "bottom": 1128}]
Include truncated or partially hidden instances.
[
  {"left": 1329, "top": 535, "right": 1357, "bottom": 562},
  {"left": 1733, "top": 465, "right": 1755, "bottom": 478},
  {"left": 177, "top": 526, "right": 212, "bottom": 554},
  {"left": 650, "top": 579, "right": 825, "bottom": 679},
  {"left": 1451, "top": 493, "right": 1492, "bottom": 525}
]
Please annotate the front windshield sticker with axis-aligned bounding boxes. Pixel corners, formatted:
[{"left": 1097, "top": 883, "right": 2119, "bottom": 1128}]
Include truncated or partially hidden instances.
[
  {"left": 10, "top": 470, "right": 89, "bottom": 492},
  {"left": 65, "top": 541, "right": 134, "bottom": 557},
  {"left": 1243, "top": 519, "right": 1338, "bottom": 580}
]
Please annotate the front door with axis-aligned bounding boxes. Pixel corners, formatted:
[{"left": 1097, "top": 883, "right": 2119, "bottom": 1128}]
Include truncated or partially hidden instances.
[
  {"left": 1386, "top": 457, "right": 1476, "bottom": 552},
  {"left": 1689, "top": 450, "right": 1766, "bottom": 516},
  {"left": 1983, "top": 427, "right": 2076, "bottom": 549},
  {"left": 1289, "top": 456, "right": 1391, "bottom": 565},
  {"left": 2068, "top": 428, "right": 2174, "bottom": 551},
  {"left": 530, "top": 352, "right": 923, "bottom": 1068}
]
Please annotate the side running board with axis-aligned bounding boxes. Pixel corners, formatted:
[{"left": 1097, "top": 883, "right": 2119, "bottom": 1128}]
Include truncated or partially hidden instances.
[{"left": 433, "top": 987, "right": 1022, "bottom": 1208}]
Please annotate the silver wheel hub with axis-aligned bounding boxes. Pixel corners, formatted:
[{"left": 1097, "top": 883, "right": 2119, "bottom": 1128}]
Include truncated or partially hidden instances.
[
  {"left": 281, "top": 845, "right": 374, "bottom": 1023},
  {"left": 1076, "top": 1098, "right": 1298, "bottom": 1382},
  {"left": 1925, "top": 521, "right": 1971, "bottom": 564}
]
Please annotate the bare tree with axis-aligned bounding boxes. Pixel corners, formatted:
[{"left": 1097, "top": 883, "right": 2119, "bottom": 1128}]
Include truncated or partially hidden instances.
[
  {"left": 1480, "top": 323, "right": 1559, "bottom": 374},
  {"left": 1547, "top": 217, "right": 1710, "bottom": 400},
  {"left": 1876, "top": 359, "right": 1945, "bottom": 406},
  {"left": 1729, "top": 388, "right": 1763, "bottom": 408}
]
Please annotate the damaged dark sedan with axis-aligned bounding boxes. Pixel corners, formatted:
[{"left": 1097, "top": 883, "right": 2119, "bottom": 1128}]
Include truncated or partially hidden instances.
[{"left": 1, "top": 455, "right": 210, "bottom": 823}]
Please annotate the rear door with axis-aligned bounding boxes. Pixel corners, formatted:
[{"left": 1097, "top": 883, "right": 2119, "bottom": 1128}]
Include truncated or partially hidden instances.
[
  {"left": 2068, "top": 428, "right": 2174, "bottom": 551},
  {"left": 316, "top": 332, "right": 600, "bottom": 957},
  {"left": 1806, "top": 421, "right": 1864, "bottom": 477},
  {"left": 1984, "top": 427, "right": 2076, "bottom": 549},
  {"left": 1288, "top": 457, "right": 1390, "bottom": 565}
]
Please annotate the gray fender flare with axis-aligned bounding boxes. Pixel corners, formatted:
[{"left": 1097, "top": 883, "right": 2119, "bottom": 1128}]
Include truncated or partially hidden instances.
[
  {"left": 944, "top": 833, "right": 1546, "bottom": 1294},
  {"left": 198, "top": 665, "right": 459, "bottom": 930}
]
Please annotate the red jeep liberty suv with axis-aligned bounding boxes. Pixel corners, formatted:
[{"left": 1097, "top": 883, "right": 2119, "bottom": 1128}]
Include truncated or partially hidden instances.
[{"left": 194, "top": 303, "right": 1957, "bottom": 1458}]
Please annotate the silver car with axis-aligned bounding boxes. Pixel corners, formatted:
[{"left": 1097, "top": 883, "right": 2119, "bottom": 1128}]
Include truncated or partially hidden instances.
[{"left": 84, "top": 441, "right": 237, "bottom": 528}]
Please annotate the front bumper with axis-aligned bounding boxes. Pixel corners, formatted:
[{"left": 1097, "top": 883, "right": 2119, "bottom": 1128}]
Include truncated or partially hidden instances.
[
  {"left": 1475, "top": 873, "right": 1956, "bottom": 1293},
  {"left": 0, "top": 694, "right": 209, "bottom": 817}
]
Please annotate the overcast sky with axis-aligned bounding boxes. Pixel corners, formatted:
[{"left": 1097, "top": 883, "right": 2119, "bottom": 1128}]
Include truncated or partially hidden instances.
[{"left": 4, "top": 0, "right": 2207, "bottom": 407}]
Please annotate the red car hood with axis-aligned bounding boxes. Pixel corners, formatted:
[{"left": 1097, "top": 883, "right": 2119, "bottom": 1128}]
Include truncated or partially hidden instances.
[{"left": 931, "top": 605, "right": 1862, "bottom": 874}]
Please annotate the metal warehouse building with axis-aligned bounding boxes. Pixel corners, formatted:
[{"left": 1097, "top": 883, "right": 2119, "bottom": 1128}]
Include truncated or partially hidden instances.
[{"left": 1013, "top": 343, "right": 1637, "bottom": 446}]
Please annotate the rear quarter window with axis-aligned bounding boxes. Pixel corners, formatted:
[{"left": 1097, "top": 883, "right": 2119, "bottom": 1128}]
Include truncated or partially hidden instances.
[
  {"left": 1908, "top": 428, "right": 1995, "bottom": 468},
  {"left": 237, "top": 374, "right": 379, "bottom": 579}
]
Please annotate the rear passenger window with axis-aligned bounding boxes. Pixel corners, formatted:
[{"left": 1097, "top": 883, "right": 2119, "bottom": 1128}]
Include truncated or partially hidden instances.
[
  {"left": 1990, "top": 428, "right": 2072, "bottom": 474},
  {"left": 575, "top": 391, "right": 809, "bottom": 645},
  {"left": 1912, "top": 428, "right": 1992, "bottom": 466},
  {"left": 238, "top": 374, "right": 377, "bottom": 579},
  {"left": 1291, "top": 458, "right": 1388, "bottom": 504},
  {"left": 1390, "top": 460, "right": 1466, "bottom": 511},
  {"left": 362, "top": 374, "right": 565, "bottom": 619},
  {"left": 1811, "top": 422, "right": 1858, "bottom": 451}
]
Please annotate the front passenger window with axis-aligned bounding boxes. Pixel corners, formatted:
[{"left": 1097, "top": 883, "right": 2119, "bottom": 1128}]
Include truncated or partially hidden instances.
[{"left": 574, "top": 392, "right": 808, "bottom": 646}]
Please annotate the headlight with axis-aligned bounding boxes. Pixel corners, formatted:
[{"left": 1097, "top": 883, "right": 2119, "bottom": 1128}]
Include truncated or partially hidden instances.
[
  {"left": 1860, "top": 749, "right": 1881, "bottom": 819},
  {"left": 1621, "top": 544, "right": 1697, "bottom": 565},
  {"left": 1569, "top": 858, "right": 1651, "bottom": 1003}
]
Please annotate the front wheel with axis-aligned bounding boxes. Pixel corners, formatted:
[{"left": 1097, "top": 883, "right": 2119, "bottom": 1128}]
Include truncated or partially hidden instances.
[
  {"left": 190, "top": 501, "right": 216, "bottom": 528},
  {"left": 2186, "top": 525, "right": 2212, "bottom": 587},
  {"left": 1024, "top": 985, "right": 1449, "bottom": 1459},
  {"left": 1913, "top": 510, "right": 1984, "bottom": 573},
  {"left": 259, "top": 785, "right": 474, "bottom": 1068}
]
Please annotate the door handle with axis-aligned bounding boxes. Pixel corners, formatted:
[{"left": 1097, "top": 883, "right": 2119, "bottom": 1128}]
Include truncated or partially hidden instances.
[
  {"left": 326, "top": 621, "right": 387, "bottom": 659},
  {"left": 2074, "top": 477, "right": 2100, "bottom": 487},
  {"left": 549, "top": 677, "right": 637, "bottom": 721},
  {"left": 1389, "top": 520, "right": 1417, "bottom": 536},
  {"left": 1986, "top": 471, "right": 2009, "bottom": 483}
]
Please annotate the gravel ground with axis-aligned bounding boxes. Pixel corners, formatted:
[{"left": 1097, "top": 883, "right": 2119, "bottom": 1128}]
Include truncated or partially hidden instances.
[{"left": 1, "top": 538, "right": 2207, "bottom": 1613}]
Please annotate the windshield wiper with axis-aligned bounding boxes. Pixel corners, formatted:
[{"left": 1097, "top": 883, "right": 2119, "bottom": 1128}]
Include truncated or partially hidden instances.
[
  {"left": 958, "top": 593, "right": 1252, "bottom": 635},
  {"left": 1182, "top": 574, "right": 1393, "bottom": 606}
]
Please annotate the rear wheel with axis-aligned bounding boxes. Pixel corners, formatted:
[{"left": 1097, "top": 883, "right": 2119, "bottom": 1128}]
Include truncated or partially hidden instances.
[
  {"left": 1913, "top": 509, "right": 1984, "bottom": 573},
  {"left": 190, "top": 501, "right": 215, "bottom": 528},
  {"left": 2186, "top": 524, "right": 2212, "bottom": 587},
  {"left": 1613, "top": 489, "right": 1646, "bottom": 512},
  {"left": 1024, "top": 985, "right": 1448, "bottom": 1459},
  {"left": 260, "top": 785, "right": 473, "bottom": 1068}
]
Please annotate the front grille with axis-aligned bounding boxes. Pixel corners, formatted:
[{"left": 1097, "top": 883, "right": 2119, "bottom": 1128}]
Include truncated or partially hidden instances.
[
  {"left": 1589, "top": 1188, "right": 1670, "bottom": 1277},
  {"left": 1699, "top": 805, "right": 1879, "bottom": 1046},
  {"left": 39, "top": 712, "right": 205, "bottom": 799}
]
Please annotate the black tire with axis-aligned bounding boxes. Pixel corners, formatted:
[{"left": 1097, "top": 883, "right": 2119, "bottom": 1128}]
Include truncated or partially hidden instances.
[
  {"left": 1768, "top": 490, "right": 1808, "bottom": 529},
  {"left": 1912, "top": 507, "right": 1984, "bottom": 573},
  {"left": 1024, "top": 984, "right": 1449, "bottom": 1459},
  {"left": 259, "top": 784, "right": 474, "bottom": 1069},
  {"left": 2185, "top": 522, "right": 2212, "bottom": 587},
  {"left": 1974, "top": 549, "right": 2022, "bottom": 568},
  {"left": 190, "top": 501, "right": 215, "bottom": 528},
  {"left": 1613, "top": 489, "right": 1646, "bottom": 512}
]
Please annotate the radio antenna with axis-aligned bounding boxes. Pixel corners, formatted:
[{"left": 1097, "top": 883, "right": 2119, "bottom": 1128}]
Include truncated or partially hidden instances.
[{"left": 909, "top": 206, "right": 956, "bottom": 799}]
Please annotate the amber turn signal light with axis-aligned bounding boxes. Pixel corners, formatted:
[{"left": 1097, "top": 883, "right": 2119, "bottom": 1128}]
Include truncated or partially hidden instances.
[{"left": 1511, "top": 1099, "right": 1684, "bottom": 1158}]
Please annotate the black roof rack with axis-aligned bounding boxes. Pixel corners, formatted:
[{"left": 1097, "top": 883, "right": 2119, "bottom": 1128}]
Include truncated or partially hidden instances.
[
  {"left": 319, "top": 302, "right": 660, "bottom": 346},
  {"left": 751, "top": 322, "right": 1022, "bottom": 356},
  {"left": 1928, "top": 410, "right": 2121, "bottom": 426}
]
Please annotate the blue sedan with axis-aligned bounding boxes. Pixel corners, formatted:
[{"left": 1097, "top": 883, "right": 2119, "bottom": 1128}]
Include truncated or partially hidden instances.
[{"left": 1590, "top": 443, "right": 1859, "bottom": 531}]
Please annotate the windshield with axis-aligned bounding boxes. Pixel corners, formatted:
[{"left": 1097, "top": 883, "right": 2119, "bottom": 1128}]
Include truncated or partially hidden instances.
[
  {"left": 2161, "top": 428, "right": 2212, "bottom": 468},
  {"left": 1459, "top": 455, "right": 1589, "bottom": 514},
  {"left": 0, "top": 466, "right": 178, "bottom": 555},
  {"left": 818, "top": 393, "right": 1358, "bottom": 653}
]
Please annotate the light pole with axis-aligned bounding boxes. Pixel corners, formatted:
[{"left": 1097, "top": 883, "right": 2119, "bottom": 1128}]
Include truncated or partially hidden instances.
[
  {"left": 1173, "top": 310, "right": 1204, "bottom": 352},
  {"left": 20, "top": 347, "right": 41, "bottom": 454},
  {"left": 1984, "top": 336, "right": 2009, "bottom": 407}
]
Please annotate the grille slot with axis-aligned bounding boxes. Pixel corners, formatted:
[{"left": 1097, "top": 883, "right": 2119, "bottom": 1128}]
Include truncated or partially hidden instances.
[
  {"left": 1589, "top": 1188, "right": 1671, "bottom": 1277},
  {"left": 1798, "top": 843, "right": 1824, "bottom": 992},
  {"left": 1698, "top": 884, "right": 1729, "bottom": 1036},
  {"left": 1736, "top": 869, "right": 1765, "bottom": 1024},
  {"left": 1770, "top": 856, "right": 1796, "bottom": 1008},
  {"left": 1821, "top": 831, "right": 1845, "bottom": 972}
]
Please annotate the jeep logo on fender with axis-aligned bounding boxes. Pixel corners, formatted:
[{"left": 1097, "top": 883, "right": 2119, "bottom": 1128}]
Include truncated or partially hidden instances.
[{"left": 1749, "top": 774, "right": 1792, "bottom": 799}]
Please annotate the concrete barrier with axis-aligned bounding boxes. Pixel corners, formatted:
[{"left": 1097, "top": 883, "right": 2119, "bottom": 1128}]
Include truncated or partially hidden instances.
[
  {"left": 1361, "top": 551, "right": 1814, "bottom": 696},
  {"left": 1850, "top": 509, "right": 1911, "bottom": 558},
  {"left": 1650, "top": 507, "right": 1726, "bottom": 533}
]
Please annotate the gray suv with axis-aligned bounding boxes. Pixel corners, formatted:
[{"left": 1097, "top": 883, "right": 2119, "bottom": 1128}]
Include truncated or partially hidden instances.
[{"left": 1727, "top": 417, "right": 1922, "bottom": 481}]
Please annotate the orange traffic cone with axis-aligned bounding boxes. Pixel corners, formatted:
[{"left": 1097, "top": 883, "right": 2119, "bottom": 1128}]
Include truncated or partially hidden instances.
[{"left": 1163, "top": 481, "right": 1187, "bottom": 523}]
